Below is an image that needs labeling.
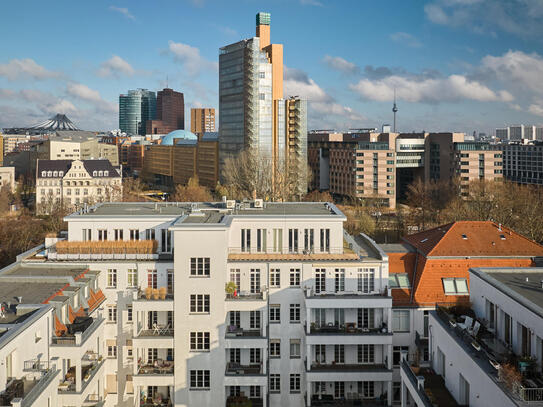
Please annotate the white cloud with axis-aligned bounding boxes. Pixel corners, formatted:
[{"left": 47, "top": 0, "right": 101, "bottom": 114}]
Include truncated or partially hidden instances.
[
  {"left": 167, "top": 41, "right": 217, "bottom": 76},
  {"left": 323, "top": 55, "right": 359, "bottom": 75},
  {"left": 109, "top": 6, "right": 135, "bottom": 21},
  {"left": 0, "top": 58, "right": 60, "bottom": 81},
  {"left": 529, "top": 102, "right": 543, "bottom": 117},
  {"left": 389, "top": 32, "right": 422, "bottom": 48},
  {"left": 67, "top": 83, "right": 102, "bottom": 103},
  {"left": 349, "top": 74, "right": 513, "bottom": 103},
  {"left": 97, "top": 55, "right": 135, "bottom": 78},
  {"left": 300, "top": 0, "right": 323, "bottom": 6}
]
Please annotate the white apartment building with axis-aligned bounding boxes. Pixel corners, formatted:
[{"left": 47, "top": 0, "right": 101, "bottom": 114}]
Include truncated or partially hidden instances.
[
  {"left": 2, "top": 200, "right": 393, "bottom": 407},
  {"left": 36, "top": 159, "right": 122, "bottom": 214},
  {"left": 0, "top": 166, "right": 16, "bottom": 192},
  {"left": 400, "top": 267, "right": 543, "bottom": 406}
]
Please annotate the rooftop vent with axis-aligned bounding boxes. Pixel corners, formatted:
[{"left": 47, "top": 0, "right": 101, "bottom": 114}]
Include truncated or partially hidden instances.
[
  {"left": 254, "top": 198, "right": 263, "bottom": 208},
  {"left": 420, "top": 238, "right": 428, "bottom": 243},
  {"left": 17, "top": 296, "right": 22, "bottom": 303},
  {"left": 526, "top": 277, "right": 530, "bottom": 282},
  {"left": 226, "top": 200, "right": 236, "bottom": 209}
]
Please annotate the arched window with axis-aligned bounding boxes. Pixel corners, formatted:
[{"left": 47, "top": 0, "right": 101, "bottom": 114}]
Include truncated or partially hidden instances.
[
  {"left": 53, "top": 171, "right": 58, "bottom": 177},
  {"left": 47, "top": 171, "right": 52, "bottom": 177},
  {"left": 41, "top": 171, "right": 46, "bottom": 177},
  {"left": 98, "top": 171, "right": 103, "bottom": 177},
  {"left": 104, "top": 171, "right": 109, "bottom": 177},
  {"left": 59, "top": 171, "right": 64, "bottom": 177},
  {"left": 93, "top": 171, "right": 97, "bottom": 176}
]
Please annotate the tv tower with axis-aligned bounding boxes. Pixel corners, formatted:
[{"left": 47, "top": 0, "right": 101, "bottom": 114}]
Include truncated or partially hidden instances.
[{"left": 392, "top": 88, "right": 398, "bottom": 132}]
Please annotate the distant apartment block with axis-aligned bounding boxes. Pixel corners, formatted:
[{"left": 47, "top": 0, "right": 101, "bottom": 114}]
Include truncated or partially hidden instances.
[
  {"left": 496, "top": 142, "right": 543, "bottom": 186},
  {"left": 309, "top": 131, "right": 503, "bottom": 207},
  {"left": 0, "top": 166, "right": 16, "bottom": 192},
  {"left": 190, "top": 108, "right": 215, "bottom": 135},
  {"left": 495, "top": 124, "right": 543, "bottom": 141},
  {"left": 36, "top": 159, "right": 122, "bottom": 213}
]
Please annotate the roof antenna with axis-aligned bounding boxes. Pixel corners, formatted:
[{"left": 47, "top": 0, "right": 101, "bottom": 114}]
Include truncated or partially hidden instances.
[
  {"left": 166, "top": 74, "right": 169, "bottom": 89},
  {"left": 392, "top": 88, "right": 398, "bottom": 133}
]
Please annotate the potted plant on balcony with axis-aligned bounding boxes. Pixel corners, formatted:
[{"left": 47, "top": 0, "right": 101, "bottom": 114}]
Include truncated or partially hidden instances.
[
  {"left": 500, "top": 363, "right": 522, "bottom": 392},
  {"left": 225, "top": 282, "right": 237, "bottom": 299}
]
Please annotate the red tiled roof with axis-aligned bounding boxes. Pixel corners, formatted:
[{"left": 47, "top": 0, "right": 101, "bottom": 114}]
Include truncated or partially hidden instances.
[
  {"left": 403, "top": 221, "right": 543, "bottom": 257},
  {"left": 54, "top": 314, "right": 67, "bottom": 337},
  {"left": 68, "top": 305, "right": 76, "bottom": 324}
]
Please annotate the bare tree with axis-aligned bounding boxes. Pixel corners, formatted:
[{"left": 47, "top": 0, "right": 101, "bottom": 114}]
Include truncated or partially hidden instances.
[{"left": 172, "top": 176, "right": 213, "bottom": 202}]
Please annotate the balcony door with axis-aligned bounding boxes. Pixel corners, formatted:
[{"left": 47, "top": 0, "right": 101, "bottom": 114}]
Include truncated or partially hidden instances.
[{"left": 250, "top": 269, "right": 261, "bottom": 294}]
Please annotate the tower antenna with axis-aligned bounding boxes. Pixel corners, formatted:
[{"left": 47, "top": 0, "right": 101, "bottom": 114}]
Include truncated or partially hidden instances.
[
  {"left": 166, "top": 74, "right": 168, "bottom": 88},
  {"left": 392, "top": 88, "right": 398, "bottom": 133}
]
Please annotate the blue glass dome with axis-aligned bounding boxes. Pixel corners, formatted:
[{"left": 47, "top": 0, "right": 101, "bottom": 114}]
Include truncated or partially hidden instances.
[{"left": 161, "top": 130, "right": 198, "bottom": 145}]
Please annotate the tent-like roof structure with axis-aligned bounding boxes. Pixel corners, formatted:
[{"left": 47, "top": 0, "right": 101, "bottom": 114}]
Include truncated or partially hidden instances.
[{"left": 28, "top": 114, "right": 79, "bottom": 131}]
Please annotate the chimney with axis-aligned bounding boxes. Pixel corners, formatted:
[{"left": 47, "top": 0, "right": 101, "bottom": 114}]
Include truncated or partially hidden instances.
[
  {"left": 526, "top": 277, "right": 530, "bottom": 282},
  {"left": 498, "top": 223, "right": 502, "bottom": 231},
  {"left": 17, "top": 296, "right": 22, "bottom": 304}
]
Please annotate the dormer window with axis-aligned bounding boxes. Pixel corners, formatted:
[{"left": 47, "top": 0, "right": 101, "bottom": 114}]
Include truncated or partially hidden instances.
[
  {"left": 98, "top": 171, "right": 103, "bottom": 176},
  {"left": 500, "top": 234, "right": 506, "bottom": 240},
  {"left": 53, "top": 171, "right": 58, "bottom": 177},
  {"left": 104, "top": 171, "right": 109, "bottom": 177},
  {"left": 41, "top": 171, "right": 46, "bottom": 177},
  {"left": 47, "top": 171, "right": 52, "bottom": 177},
  {"left": 462, "top": 234, "right": 468, "bottom": 240},
  {"left": 93, "top": 171, "right": 97, "bottom": 176},
  {"left": 59, "top": 171, "right": 64, "bottom": 177}
]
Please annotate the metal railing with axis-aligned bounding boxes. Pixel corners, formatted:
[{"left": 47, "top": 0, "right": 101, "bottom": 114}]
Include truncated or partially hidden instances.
[
  {"left": 227, "top": 247, "right": 345, "bottom": 255},
  {"left": 23, "top": 360, "right": 49, "bottom": 372},
  {"left": 519, "top": 387, "right": 543, "bottom": 403},
  {"left": 21, "top": 368, "right": 60, "bottom": 407},
  {"left": 51, "top": 317, "right": 104, "bottom": 346},
  {"left": 401, "top": 359, "right": 433, "bottom": 407}
]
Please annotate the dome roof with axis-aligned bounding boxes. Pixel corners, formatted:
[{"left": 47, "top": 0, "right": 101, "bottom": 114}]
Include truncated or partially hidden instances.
[{"left": 161, "top": 130, "right": 198, "bottom": 145}]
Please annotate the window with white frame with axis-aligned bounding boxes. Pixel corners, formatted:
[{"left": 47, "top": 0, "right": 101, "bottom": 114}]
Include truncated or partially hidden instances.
[
  {"left": 107, "top": 345, "right": 117, "bottom": 358},
  {"left": 190, "top": 332, "right": 210, "bottom": 351},
  {"left": 290, "top": 339, "right": 301, "bottom": 358},
  {"left": 389, "top": 273, "right": 410, "bottom": 288},
  {"left": 289, "top": 268, "right": 300, "bottom": 287},
  {"left": 270, "top": 374, "right": 280, "bottom": 393},
  {"left": 230, "top": 268, "right": 240, "bottom": 291},
  {"left": 129, "top": 229, "right": 139, "bottom": 240},
  {"left": 190, "top": 294, "right": 210, "bottom": 313},
  {"left": 256, "top": 228, "right": 266, "bottom": 252},
  {"left": 127, "top": 269, "right": 137, "bottom": 288},
  {"left": 270, "top": 305, "right": 280, "bottom": 323},
  {"left": 315, "top": 268, "right": 326, "bottom": 293},
  {"left": 241, "top": 229, "right": 251, "bottom": 252},
  {"left": 250, "top": 348, "right": 261, "bottom": 363},
  {"left": 289, "top": 304, "right": 300, "bottom": 323},
  {"left": 270, "top": 339, "right": 281, "bottom": 357},
  {"left": 320, "top": 228, "right": 330, "bottom": 252},
  {"left": 147, "top": 269, "right": 157, "bottom": 289},
  {"left": 107, "top": 269, "right": 117, "bottom": 288},
  {"left": 359, "top": 381, "right": 375, "bottom": 398},
  {"left": 442, "top": 278, "right": 469, "bottom": 295},
  {"left": 358, "top": 344, "right": 375, "bottom": 364},
  {"left": 334, "top": 268, "right": 345, "bottom": 292},
  {"left": 392, "top": 310, "right": 410, "bottom": 332},
  {"left": 290, "top": 374, "right": 300, "bottom": 393},
  {"left": 107, "top": 306, "right": 117, "bottom": 322},
  {"left": 358, "top": 268, "right": 375, "bottom": 293},
  {"left": 270, "top": 268, "right": 280, "bottom": 288},
  {"left": 114, "top": 229, "right": 123, "bottom": 241},
  {"left": 190, "top": 370, "right": 210, "bottom": 389},
  {"left": 127, "top": 306, "right": 132, "bottom": 322},
  {"left": 190, "top": 258, "right": 210, "bottom": 276}
]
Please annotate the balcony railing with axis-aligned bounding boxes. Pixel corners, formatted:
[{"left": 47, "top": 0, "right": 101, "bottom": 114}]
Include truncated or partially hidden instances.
[
  {"left": 227, "top": 247, "right": 344, "bottom": 255},
  {"left": 136, "top": 326, "right": 174, "bottom": 337},
  {"left": 137, "top": 361, "right": 174, "bottom": 375},
  {"left": 225, "top": 326, "right": 263, "bottom": 338},
  {"left": 309, "top": 363, "right": 388, "bottom": 372},
  {"left": 137, "top": 288, "right": 173, "bottom": 301},
  {"left": 309, "top": 323, "right": 388, "bottom": 335},
  {"left": 519, "top": 386, "right": 543, "bottom": 403},
  {"left": 49, "top": 240, "right": 158, "bottom": 260},
  {"left": 23, "top": 359, "right": 49, "bottom": 372},
  {"left": 0, "top": 368, "right": 60, "bottom": 407},
  {"left": 226, "top": 396, "right": 263, "bottom": 407},
  {"left": 58, "top": 359, "right": 104, "bottom": 394},
  {"left": 225, "top": 362, "right": 264, "bottom": 376},
  {"left": 225, "top": 290, "right": 265, "bottom": 301},
  {"left": 21, "top": 368, "right": 60, "bottom": 407}
]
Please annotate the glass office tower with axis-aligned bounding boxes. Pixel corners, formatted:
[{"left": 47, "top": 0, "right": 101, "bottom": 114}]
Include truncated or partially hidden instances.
[{"left": 119, "top": 89, "right": 156, "bottom": 135}]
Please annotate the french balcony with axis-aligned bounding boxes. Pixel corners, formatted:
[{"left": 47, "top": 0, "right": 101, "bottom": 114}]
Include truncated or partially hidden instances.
[{"left": 0, "top": 366, "right": 59, "bottom": 407}]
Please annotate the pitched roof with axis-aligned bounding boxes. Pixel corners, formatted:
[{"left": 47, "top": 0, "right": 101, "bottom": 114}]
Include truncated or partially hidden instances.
[
  {"left": 37, "top": 159, "right": 72, "bottom": 177},
  {"left": 402, "top": 221, "right": 543, "bottom": 257},
  {"left": 82, "top": 160, "right": 120, "bottom": 177},
  {"left": 37, "top": 159, "right": 120, "bottom": 178}
]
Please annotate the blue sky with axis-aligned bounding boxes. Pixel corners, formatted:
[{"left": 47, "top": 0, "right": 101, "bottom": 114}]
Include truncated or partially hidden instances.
[{"left": 1, "top": 0, "right": 543, "bottom": 134}]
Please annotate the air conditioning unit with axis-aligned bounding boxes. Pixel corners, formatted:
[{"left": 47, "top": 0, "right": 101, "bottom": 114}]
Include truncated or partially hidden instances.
[
  {"left": 226, "top": 200, "right": 236, "bottom": 209},
  {"left": 254, "top": 198, "right": 263, "bottom": 208}
]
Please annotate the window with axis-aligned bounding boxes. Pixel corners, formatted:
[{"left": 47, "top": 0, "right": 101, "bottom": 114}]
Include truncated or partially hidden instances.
[
  {"left": 259, "top": 71, "right": 265, "bottom": 78},
  {"left": 167, "top": 270, "right": 174, "bottom": 293},
  {"left": 359, "top": 381, "right": 375, "bottom": 398},
  {"left": 389, "top": 273, "right": 410, "bottom": 288},
  {"left": 315, "top": 268, "right": 326, "bottom": 293},
  {"left": 270, "top": 305, "right": 281, "bottom": 323},
  {"left": 272, "top": 228, "right": 283, "bottom": 253},
  {"left": 230, "top": 269, "right": 240, "bottom": 291},
  {"left": 289, "top": 268, "right": 300, "bottom": 287},
  {"left": 190, "top": 332, "right": 210, "bottom": 351},
  {"left": 107, "top": 345, "right": 117, "bottom": 358},
  {"left": 190, "top": 294, "right": 210, "bottom": 313},
  {"left": 107, "top": 269, "right": 117, "bottom": 288},
  {"left": 315, "top": 344, "right": 325, "bottom": 363},
  {"left": 127, "top": 306, "right": 132, "bottom": 322},
  {"left": 358, "top": 308, "right": 375, "bottom": 329},
  {"left": 161, "top": 229, "right": 172, "bottom": 252},
  {"left": 250, "top": 385, "right": 261, "bottom": 398},
  {"left": 190, "top": 370, "right": 210, "bottom": 389},
  {"left": 241, "top": 229, "right": 251, "bottom": 252},
  {"left": 145, "top": 228, "right": 155, "bottom": 240},
  {"left": 334, "top": 344, "right": 344, "bottom": 363},
  {"left": 392, "top": 310, "right": 410, "bottom": 332},
  {"left": 256, "top": 228, "right": 266, "bottom": 252},
  {"left": 114, "top": 229, "right": 123, "bottom": 241},
  {"left": 290, "top": 339, "right": 301, "bottom": 358},
  {"left": 442, "top": 278, "right": 469, "bottom": 295},
  {"left": 129, "top": 229, "right": 139, "bottom": 240},
  {"left": 393, "top": 346, "right": 409, "bottom": 365},
  {"left": 358, "top": 268, "right": 375, "bottom": 293},
  {"left": 229, "top": 348, "right": 240, "bottom": 363},
  {"left": 250, "top": 310, "right": 261, "bottom": 329},
  {"left": 320, "top": 228, "right": 330, "bottom": 252},
  {"left": 147, "top": 270, "right": 157, "bottom": 289},
  {"left": 127, "top": 269, "right": 137, "bottom": 288},
  {"left": 190, "top": 258, "right": 210, "bottom": 276},
  {"left": 270, "top": 374, "right": 280, "bottom": 393},
  {"left": 107, "top": 306, "right": 117, "bottom": 322},
  {"left": 289, "top": 304, "right": 300, "bottom": 323},
  {"left": 259, "top": 93, "right": 265, "bottom": 100},
  {"left": 358, "top": 344, "right": 375, "bottom": 364},
  {"left": 334, "top": 268, "right": 345, "bottom": 293},
  {"left": 230, "top": 311, "right": 240, "bottom": 328},
  {"left": 82, "top": 229, "right": 91, "bottom": 241},
  {"left": 290, "top": 374, "right": 300, "bottom": 393},
  {"left": 288, "top": 228, "right": 298, "bottom": 253},
  {"left": 98, "top": 229, "right": 107, "bottom": 241},
  {"left": 304, "top": 228, "right": 314, "bottom": 252},
  {"left": 270, "top": 340, "right": 281, "bottom": 357},
  {"left": 250, "top": 269, "right": 261, "bottom": 294},
  {"left": 250, "top": 348, "right": 261, "bottom": 363},
  {"left": 270, "top": 268, "right": 280, "bottom": 288}
]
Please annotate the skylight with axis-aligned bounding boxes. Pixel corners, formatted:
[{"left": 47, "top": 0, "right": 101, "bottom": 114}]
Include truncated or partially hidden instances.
[{"left": 389, "top": 273, "right": 411, "bottom": 289}]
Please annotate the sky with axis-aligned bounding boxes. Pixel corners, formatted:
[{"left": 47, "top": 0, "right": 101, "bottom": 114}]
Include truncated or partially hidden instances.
[{"left": 1, "top": 0, "right": 543, "bottom": 134}]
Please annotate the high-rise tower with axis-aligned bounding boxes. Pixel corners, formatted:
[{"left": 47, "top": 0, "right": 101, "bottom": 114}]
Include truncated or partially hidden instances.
[
  {"left": 219, "top": 12, "right": 307, "bottom": 192},
  {"left": 119, "top": 89, "right": 156, "bottom": 135},
  {"left": 392, "top": 89, "right": 398, "bottom": 133}
]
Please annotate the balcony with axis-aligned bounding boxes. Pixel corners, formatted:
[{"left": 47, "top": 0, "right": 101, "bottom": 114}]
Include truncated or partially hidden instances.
[
  {"left": 225, "top": 326, "right": 264, "bottom": 338},
  {"left": 137, "top": 361, "right": 174, "bottom": 376},
  {"left": 48, "top": 240, "right": 159, "bottom": 260},
  {"left": 0, "top": 368, "right": 59, "bottom": 407},
  {"left": 308, "top": 363, "right": 388, "bottom": 372},
  {"left": 309, "top": 395, "right": 386, "bottom": 406},
  {"left": 225, "top": 291, "right": 265, "bottom": 301},
  {"left": 51, "top": 317, "right": 104, "bottom": 346},
  {"left": 225, "top": 362, "right": 265, "bottom": 376},
  {"left": 58, "top": 359, "right": 105, "bottom": 394},
  {"left": 309, "top": 323, "right": 388, "bottom": 336},
  {"left": 137, "top": 287, "right": 173, "bottom": 301},
  {"left": 227, "top": 246, "right": 358, "bottom": 261},
  {"left": 140, "top": 397, "right": 171, "bottom": 407},
  {"left": 226, "top": 396, "right": 263, "bottom": 407},
  {"left": 307, "top": 361, "right": 392, "bottom": 382}
]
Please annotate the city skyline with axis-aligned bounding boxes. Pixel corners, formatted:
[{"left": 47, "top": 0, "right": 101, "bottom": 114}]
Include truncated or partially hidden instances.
[{"left": 1, "top": 0, "right": 543, "bottom": 133}]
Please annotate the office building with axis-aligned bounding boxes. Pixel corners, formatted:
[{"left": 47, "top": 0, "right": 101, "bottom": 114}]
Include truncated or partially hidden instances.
[
  {"left": 146, "top": 88, "right": 185, "bottom": 135},
  {"left": 45, "top": 131, "right": 119, "bottom": 166},
  {"left": 495, "top": 125, "right": 543, "bottom": 142},
  {"left": 219, "top": 13, "right": 307, "bottom": 191},
  {"left": 309, "top": 132, "right": 502, "bottom": 207},
  {"left": 190, "top": 108, "right": 215, "bottom": 135},
  {"left": 400, "top": 266, "right": 543, "bottom": 406},
  {"left": 119, "top": 89, "right": 157, "bottom": 136},
  {"left": 495, "top": 141, "right": 543, "bottom": 186},
  {"left": 143, "top": 130, "right": 219, "bottom": 188},
  {"left": 36, "top": 159, "right": 122, "bottom": 213}
]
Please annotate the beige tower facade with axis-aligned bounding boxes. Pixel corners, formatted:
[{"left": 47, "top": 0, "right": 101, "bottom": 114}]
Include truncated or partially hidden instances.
[{"left": 190, "top": 108, "right": 216, "bottom": 135}]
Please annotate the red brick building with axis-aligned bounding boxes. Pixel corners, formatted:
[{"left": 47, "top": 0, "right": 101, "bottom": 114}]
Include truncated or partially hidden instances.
[{"left": 146, "top": 88, "right": 184, "bottom": 135}]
